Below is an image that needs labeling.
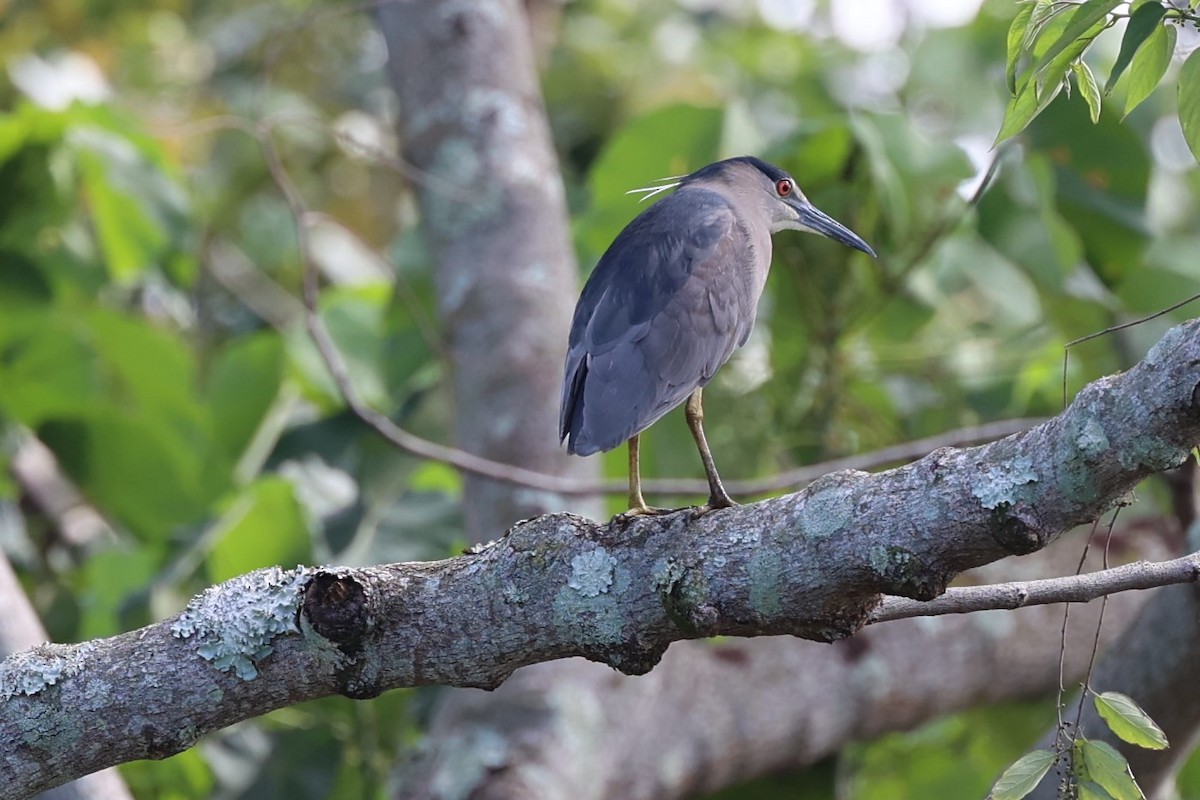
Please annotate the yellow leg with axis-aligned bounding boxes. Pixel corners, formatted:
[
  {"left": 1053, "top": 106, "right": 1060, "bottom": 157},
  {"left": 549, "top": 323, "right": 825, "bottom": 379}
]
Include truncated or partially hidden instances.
[
  {"left": 685, "top": 389, "right": 736, "bottom": 511},
  {"left": 621, "top": 434, "right": 670, "bottom": 517}
]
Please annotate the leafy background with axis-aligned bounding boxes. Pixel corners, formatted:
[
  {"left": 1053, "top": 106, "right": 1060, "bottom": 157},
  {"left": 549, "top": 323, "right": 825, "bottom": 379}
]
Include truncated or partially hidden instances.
[{"left": 1, "top": 0, "right": 1199, "bottom": 797}]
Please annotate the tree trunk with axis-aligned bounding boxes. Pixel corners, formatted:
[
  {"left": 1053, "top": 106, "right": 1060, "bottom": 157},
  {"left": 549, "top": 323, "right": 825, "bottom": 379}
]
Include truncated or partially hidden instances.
[{"left": 377, "top": 0, "right": 600, "bottom": 540}]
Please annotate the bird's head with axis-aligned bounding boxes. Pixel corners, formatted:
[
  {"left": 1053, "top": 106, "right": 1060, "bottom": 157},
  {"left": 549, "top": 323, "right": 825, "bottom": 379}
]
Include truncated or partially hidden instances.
[{"left": 674, "top": 156, "right": 877, "bottom": 257}]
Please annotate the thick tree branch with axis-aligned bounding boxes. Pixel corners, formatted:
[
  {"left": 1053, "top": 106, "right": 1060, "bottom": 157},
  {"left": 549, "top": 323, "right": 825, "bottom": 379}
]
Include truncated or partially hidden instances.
[
  {"left": 3, "top": 319, "right": 1200, "bottom": 798},
  {"left": 395, "top": 526, "right": 1176, "bottom": 800},
  {"left": 404, "top": 602, "right": 1130, "bottom": 800},
  {"left": 1, "top": 553, "right": 133, "bottom": 800}
]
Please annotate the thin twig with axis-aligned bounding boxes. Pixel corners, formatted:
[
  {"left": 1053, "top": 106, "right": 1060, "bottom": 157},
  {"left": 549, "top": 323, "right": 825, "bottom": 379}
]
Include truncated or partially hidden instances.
[
  {"left": 1043, "top": 287, "right": 1200, "bottom": 780},
  {"left": 1062, "top": 292, "right": 1200, "bottom": 407},
  {"left": 868, "top": 550, "right": 1200, "bottom": 624},
  {"left": 1053, "top": 513, "right": 1102, "bottom": 759},
  {"left": 659, "top": 417, "right": 1044, "bottom": 496},
  {"left": 1073, "top": 508, "right": 1120, "bottom": 734},
  {"left": 259, "top": 127, "right": 609, "bottom": 496},
  {"left": 159, "top": 113, "right": 453, "bottom": 363}
]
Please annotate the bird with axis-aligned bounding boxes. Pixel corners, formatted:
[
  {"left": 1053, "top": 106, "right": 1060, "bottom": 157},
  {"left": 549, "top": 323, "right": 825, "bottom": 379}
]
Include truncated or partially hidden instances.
[{"left": 559, "top": 156, "right": 875, "bottom": 516}]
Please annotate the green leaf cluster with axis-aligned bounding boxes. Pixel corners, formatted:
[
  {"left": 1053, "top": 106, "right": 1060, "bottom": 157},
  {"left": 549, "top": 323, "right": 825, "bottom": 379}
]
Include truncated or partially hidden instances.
[
  {"left": 988, "top": 691, "right": 1168, "bottom": 799},
  {"left": 1000, "top": 0, "right": 1200, "bottom": 160}
]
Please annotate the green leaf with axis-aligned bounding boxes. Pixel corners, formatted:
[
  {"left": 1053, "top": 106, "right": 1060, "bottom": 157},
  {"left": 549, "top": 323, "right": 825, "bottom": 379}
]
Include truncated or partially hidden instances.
[
  {"left": 996, "top": 70, "right": 1065, "bottom": 145},
  {"left": 1074, "top": 61, "right": 1102, "bottom": 123},
  {"left": 1076, "top": 739, "right": 1145, "bottom": 800},
  {"left": 1105, "top": 2, "right": 1168, "bottom": 93},
  {"left": 788, "top": 124, "right": 853, "bottom": 187},
  {"left": 78, "top": 546, "right": 160, "bottom": 639},
  {"left": 1079, "top": 781, "right": 1117, "bottom": 800},
  {"left": 70, "top": 126, "right": 186, "bottom": 282},
  {"left": 1117, "top": 261, "right": 1200, "bottom": 313},
  {"left": 1007, "top": 3, "right": 1036, "bottom": 94},
  {"left": 1024, "top": 0, "right": 1070, "bottom": 51},
  {"left": 1124, "top": 22, "right": 1176, "bottom": 117},
  {"left": 40, "top": 414, "right": 218, "bottom": 538},
  {"left": 122, "top": 747, "right": 215, "bottom": 800},
  {"left": 998, "top": 6, "right": 1108, "bottom": 144},
  {"left": 1179, "top": 48, "right": 1200, "bottom": 162},
  {"left": 206, "top": 332, "right": 286, "bottom": 464},
  {"left": 1030, "top": 0, "right": 1121, "bottom": 79},
  {"left": 409, "top": 461, "right": 463, "bottom": 493},
  {"left": 989, "top": 749, "right": 1057, "bottom": 800},
  {"left": 1094, "top": 692, "right": 1169, "bottom": 750},
  {"left": 1026, "top": 98, "right": 1151, "bottom": 285},
  {"left": 86, "top": 309, "right": 203, "bottom": 422},
  {"left": 207, "top": 476, "right": 312, "bottom": 583},
  {"left": 0, "top": 314, "right": 99, "bottom": 426}
]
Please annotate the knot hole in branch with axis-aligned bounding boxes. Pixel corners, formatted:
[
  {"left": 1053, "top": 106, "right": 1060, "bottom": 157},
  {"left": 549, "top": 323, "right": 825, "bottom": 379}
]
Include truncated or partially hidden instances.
[
  {"left": 871, "top": 544, "right": 948, "bottom": 601},
  {"left": 988, "top": 503, "right": 1048, "bottom": 556},
  {"left": 302, "top": 571, "right": 370, "bottom": 653}
]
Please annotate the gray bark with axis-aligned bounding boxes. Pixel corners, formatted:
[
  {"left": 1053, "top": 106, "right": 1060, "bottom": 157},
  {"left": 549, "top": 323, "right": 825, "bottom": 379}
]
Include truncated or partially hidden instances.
[
  {"left": 3, "top": 318, "right": 1200, "bottom": 799},
  {"left": 397, "top": 529, "right": 1175, "bottom": 800},
  {"left": 0, "top": 552, "right": 133, "bottom": 800},
  {"left": 376, "top": 0, "right": 599, "bottom": 539}
]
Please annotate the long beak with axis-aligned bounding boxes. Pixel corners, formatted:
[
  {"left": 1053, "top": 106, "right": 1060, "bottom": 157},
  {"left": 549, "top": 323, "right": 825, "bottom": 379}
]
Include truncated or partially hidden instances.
[{"left": 791, "top": 199, "right": 876, "bottom": 257}]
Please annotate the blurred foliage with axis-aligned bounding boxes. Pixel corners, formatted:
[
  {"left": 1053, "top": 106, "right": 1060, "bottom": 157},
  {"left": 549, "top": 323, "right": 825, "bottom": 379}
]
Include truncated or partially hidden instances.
[
  {"left": 1, "top": 0, "right": 1199, "bottom": 797},
  {"left": 845, "top": 701, "right": 1055, "bottom": 800}
]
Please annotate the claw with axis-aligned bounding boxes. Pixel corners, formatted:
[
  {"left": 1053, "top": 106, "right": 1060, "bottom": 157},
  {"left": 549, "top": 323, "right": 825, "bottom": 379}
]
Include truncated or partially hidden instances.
[
  {"left": 689, "top": 496, "right": 739, "bottom": 519},
  {"left": 614, "top": 503, "right": 678, "bottom": 524}
]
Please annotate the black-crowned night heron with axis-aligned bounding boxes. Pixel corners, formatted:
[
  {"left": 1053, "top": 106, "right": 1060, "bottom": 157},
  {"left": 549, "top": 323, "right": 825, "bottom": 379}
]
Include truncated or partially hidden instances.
[{"left": 560, "top": 156, "right": 875, "bottom": 515}]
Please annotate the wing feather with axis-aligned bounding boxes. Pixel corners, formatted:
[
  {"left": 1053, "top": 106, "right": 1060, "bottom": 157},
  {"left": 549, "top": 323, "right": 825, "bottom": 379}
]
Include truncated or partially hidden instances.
[{"left": 560, "top": 188, "right": 760, "bottom": 455}]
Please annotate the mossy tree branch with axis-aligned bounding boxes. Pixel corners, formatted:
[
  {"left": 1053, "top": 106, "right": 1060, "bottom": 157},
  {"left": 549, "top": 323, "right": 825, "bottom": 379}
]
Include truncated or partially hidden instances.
[{"left": 3, "top": 319, "right": 1200, "bottom": 799}]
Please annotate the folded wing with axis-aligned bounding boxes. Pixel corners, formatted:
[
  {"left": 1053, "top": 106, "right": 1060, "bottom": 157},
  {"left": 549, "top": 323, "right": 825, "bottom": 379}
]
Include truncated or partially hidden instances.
[{"left": 560, "top": 189, "right": 754, "bottom": 455}]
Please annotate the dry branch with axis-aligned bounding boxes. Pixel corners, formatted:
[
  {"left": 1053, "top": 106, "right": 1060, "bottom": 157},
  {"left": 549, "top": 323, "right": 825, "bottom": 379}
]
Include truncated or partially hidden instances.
[{"left": 870, "top": 552, "right": 1200, "bottom": 623}]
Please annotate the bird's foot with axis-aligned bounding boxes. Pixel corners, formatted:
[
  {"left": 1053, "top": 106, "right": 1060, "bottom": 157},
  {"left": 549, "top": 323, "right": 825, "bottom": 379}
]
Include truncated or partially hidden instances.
[
  {"left": 613, "top": 503, "right": 677, "bottom": 524},
  {"left": 689, "top": 494, "right": 739, "bottom": 519}
]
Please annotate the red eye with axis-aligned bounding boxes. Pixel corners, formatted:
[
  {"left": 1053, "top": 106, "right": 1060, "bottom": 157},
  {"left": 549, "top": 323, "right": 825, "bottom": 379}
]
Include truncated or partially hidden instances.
[{"left": 775, "top": 179, "right": 792, "bottom": 197}]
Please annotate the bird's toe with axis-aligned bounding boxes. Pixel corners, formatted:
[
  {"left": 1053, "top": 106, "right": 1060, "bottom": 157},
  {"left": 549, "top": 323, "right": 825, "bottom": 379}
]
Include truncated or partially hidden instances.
[
  {"left": 690, "top": 496, "right": 739, "bottom": 519},
  {"left": 613, "top": 503, "right": 678, "bottom": 524}
]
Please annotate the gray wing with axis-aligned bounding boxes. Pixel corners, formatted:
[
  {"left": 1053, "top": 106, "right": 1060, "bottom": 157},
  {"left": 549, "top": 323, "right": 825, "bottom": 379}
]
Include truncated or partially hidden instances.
[{"left": 560, "top": 189, "right": 756, "bottom": 455}]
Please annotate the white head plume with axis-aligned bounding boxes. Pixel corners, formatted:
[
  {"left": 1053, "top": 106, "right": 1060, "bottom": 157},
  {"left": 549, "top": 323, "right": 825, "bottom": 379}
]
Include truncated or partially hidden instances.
[{"left": 625, "top": 175, "right": 684, "bottom": 203}]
